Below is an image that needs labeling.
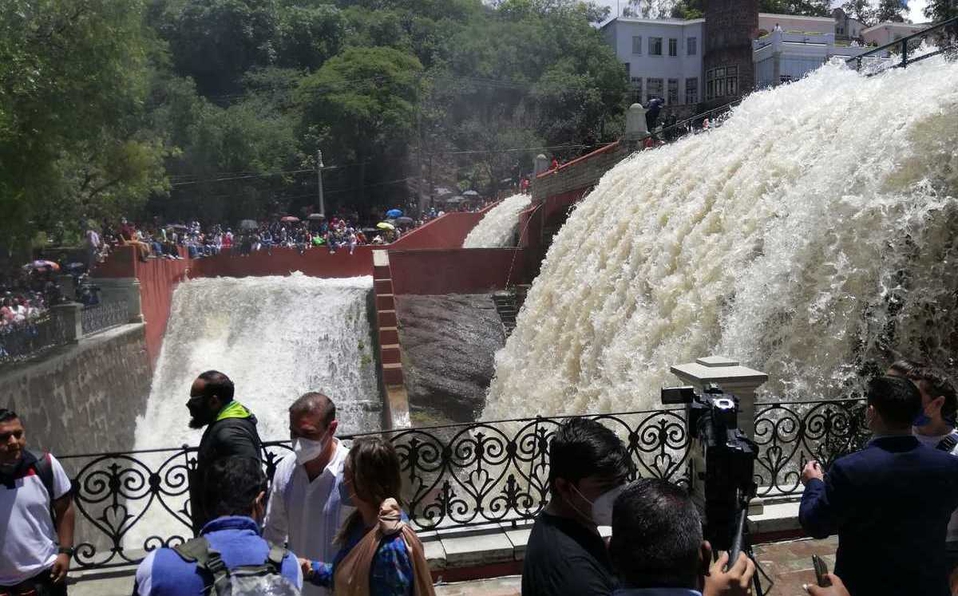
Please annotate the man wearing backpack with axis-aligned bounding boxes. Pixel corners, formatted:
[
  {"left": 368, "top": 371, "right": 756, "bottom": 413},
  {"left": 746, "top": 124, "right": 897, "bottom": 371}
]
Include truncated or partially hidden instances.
[
  {"left": 0, "top": 409, "right": 76, "bottom": 596},
  {"left": 134, "top": 456, "right": 303, "bottom": 596}
]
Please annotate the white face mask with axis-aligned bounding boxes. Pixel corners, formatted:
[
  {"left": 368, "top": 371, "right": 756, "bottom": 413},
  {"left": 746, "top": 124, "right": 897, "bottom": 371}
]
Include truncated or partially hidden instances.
[
  {"left": 570, "top": 483, "right": 625, "bottom": 526},
  {"left": 292, "top": 434, "right": 328, "bottom": 465}
]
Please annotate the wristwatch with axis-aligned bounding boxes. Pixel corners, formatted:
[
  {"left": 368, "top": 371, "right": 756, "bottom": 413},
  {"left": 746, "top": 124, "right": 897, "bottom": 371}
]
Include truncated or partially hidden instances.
[{"left": 58, "top": 547, "right": 75, "bottom": 557}]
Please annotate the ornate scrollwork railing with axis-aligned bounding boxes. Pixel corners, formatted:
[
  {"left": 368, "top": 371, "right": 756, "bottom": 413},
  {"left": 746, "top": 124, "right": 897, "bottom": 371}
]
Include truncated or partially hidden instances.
[
  {"left": 753, "top": 398, "right": 867, "bottom": 497},
  {"left": 80, "top": 301, "right": 130, "bottom": 336},
  {"left": 57, "top": 401, "right": 866, "bottom": 570}
]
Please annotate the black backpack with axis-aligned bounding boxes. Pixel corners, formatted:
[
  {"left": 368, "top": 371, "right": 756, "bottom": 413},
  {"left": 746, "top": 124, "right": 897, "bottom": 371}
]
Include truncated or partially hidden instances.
[{"left": 173, "top": 536, "right": 301, "bottom": 596}]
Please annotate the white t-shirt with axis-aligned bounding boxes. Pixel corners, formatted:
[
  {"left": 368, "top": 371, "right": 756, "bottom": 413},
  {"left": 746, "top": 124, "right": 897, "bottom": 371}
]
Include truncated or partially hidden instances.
[
  {"left": 263, "top": 441, "right": 352, "bottom": 596},
  {"left": 0, "top": 453, "right": 72, "bottom": 586},
  {"left": 916, "top": 430, "right": 958, "bottom": 543}
]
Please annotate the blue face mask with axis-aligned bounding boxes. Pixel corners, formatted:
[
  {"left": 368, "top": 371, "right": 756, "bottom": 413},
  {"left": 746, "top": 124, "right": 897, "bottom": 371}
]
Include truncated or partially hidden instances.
[{"left": 339, "top": 479, "right": 355, "bottom": 507}]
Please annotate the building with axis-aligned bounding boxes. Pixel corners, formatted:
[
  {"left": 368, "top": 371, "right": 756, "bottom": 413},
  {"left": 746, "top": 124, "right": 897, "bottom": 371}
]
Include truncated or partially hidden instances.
[
  {"left": 600, "top": 17, "right": 705, "bottom": 115},
  {"left": 831, "top": 8, "right": 867, "bottom": 42},
  {"left": 703, "top": 0, "right": 759, "bottom": 107},
  {"left": 759, "top": 13, "right": 834, "bottom": 36},
  {"left": 861, "top": 21, "right": 929, "bottom": 46},
  {"left": 752, "top": 29, "right": 873, "bottom": 88}
]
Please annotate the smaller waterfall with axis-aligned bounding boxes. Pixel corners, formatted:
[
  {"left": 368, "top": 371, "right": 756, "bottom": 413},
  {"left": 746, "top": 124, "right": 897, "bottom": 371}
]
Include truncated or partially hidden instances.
[{"left": 463, "top": 194, "right": 532, "bottom": 248}]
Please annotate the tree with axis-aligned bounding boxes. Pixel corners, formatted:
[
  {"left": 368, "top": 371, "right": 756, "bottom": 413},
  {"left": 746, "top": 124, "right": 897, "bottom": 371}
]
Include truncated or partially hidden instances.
[
  {"left": 875, "top": 0, "right": 906, "bottom": 23},
  {"left": 298, "top": 47, "right": 424, "bottom": 211},
  {"left": 925, "top": 0, "right": 958, "bottom": 24},
  {"left": 842, "top": 0, "right": 876, "bottom": 27},
  {"left": 0, "top": 0, "right": 167, "bottom": 248}
]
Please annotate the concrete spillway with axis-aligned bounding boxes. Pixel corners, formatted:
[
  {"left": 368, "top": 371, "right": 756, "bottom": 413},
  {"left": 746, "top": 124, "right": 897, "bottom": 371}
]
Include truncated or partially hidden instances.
[{"left": 486, "top": 55, "right": 958, "bottom": 419}]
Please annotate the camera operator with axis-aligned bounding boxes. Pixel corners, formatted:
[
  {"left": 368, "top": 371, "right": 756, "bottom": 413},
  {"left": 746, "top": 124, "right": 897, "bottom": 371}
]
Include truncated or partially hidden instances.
[
  {"left": 521, "top": 418, "right": 631, "bottom": 596},
  {"left": 799, "top": 375, "right": 958, "bottom": 596},
  {"left": 609, "top": 478, "right": 755, "bottom": 596}
]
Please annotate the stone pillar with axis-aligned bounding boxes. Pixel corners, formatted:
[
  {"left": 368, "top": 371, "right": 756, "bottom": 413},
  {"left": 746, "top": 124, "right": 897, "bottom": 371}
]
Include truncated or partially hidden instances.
[
  {"left": 53, "top": 302, "right": 83, "bottom": 343},
  {"left": 670, "top": 355, "right": 768, "bottom": 439},
  {"left": 95, "top": 278, "right": 143, "bottom": 323},
  {"left": 624, "top": 103, "right": 650, "bottom": 144},
  {"left": 57, "top": 275, "right": 77, "bottom": 302},
  {"left": 533, "top": 154, "right": 550, "bottom": 177}
]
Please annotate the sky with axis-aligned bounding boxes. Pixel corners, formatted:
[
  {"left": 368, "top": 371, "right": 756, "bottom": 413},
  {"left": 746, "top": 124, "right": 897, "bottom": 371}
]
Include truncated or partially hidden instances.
[{"left": 593, "top": 0, "right": 930, "bottom": 24}]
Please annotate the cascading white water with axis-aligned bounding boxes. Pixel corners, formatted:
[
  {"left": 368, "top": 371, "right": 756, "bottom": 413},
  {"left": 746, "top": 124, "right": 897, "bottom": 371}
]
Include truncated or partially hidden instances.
[
  {"left": 127, "top": 274, "right": 380, "bottom": 543},
  {"left": 463, "top": 194, "right": 532, "bottom": 248},
  {"left": 135, "top": 274, "right": 380, "bottom": 448},
  {"left": 485, "top": 56, "right": 958, "bottom": 419}
]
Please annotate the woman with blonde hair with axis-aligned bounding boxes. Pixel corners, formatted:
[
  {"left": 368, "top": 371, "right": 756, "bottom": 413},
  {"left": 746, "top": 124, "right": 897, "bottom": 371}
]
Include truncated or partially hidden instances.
[{"left": 301, "top": 436, "right": 435, "bottom": 596}]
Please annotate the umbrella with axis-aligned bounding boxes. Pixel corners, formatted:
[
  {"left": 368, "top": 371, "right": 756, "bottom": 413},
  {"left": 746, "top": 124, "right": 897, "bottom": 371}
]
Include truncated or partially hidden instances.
[
  {"left": 463, "top": 190, "right": 480, "bottom": 197},
  {"left": 64, "top": 262, "right": 86, "bottom": 272},
  {"left": 23, "top": 260, "right": 59, "bottom": 272},
  {"left": 386, "top": 209, "right": 403, "bottom": 218},
  {"left": 396, "top": 217, "right": 415, "bottom": 226},
  {"left": 445, "top": 196, "right": 465, "bottom": 204},
  {"left": 307, "top": 213, "right": 326, "bottom": 221},
  {"left": 377, "top": 222, "right": 396, "bottom": 230},
  {"left": 280, "top": 216, "right": 300, "bottom": 223},
  {"left": 239, "top": 219, "right": 258, "bottom": 230},
  {"left": 434, "top": 186, "right": 454, "bottom": 197}
]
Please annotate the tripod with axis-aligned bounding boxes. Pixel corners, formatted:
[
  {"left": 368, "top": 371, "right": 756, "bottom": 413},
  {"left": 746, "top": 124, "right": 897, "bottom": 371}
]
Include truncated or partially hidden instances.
[{"left": 726, "top": 490, "right": 771, "bottom": 596}]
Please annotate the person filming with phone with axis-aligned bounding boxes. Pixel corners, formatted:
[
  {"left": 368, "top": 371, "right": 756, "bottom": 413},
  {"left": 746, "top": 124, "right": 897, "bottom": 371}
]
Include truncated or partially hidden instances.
[{"left": 799, "top": 375, "right": 958, "bottom": 596}]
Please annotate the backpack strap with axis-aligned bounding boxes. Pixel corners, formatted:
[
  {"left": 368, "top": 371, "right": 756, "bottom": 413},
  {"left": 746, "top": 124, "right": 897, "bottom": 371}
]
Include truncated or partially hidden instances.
[
  {"left": 937, "top": 434, "right": 958, "bottom": 452},
  {"left": 27, "top": 450, "right": 55, "bottom": 500},
  {"left": 173, "top": 537, "right": 231, "bottom": 595}
]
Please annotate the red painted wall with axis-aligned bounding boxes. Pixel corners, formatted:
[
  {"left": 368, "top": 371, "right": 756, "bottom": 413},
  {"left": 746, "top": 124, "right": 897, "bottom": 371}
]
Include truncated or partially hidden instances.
[
  {"left": 389, "top": 212, "right": 485, "bottom": 250},
  {"left": 190, "top": 246, "right": 374, "bottom": 279},
  {"left": 389, "top": 249, "right": 531, "bottom": 295}
]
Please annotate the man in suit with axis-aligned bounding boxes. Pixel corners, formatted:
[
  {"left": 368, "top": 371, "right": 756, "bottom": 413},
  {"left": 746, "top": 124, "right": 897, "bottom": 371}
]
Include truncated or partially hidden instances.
[{"left": 800, "top": 375, "right": 958, "bottom": 596}]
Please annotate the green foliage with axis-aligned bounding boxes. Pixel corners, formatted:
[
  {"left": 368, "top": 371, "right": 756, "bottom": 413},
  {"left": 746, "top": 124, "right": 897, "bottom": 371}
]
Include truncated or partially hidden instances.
[
  {"left": 924, "top": 0, "right": 958, "bottom": 23},
  {"left": 874, "top": 0, "right": 906, "bottom": 23},
  {"left": 672, "top": 0, "right": 830, "bottom": 18},
  {"left": 0, "top": 0, "right": 167, "bottom": 248}
]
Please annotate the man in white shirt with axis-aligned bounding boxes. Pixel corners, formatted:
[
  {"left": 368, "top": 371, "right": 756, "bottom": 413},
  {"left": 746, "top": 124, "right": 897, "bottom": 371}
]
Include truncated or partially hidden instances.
[
  {"left": 264, "top": 393, "right": 350, "bottom": 596},
  {"left": 0, "top": 409, "right": 75, "bottom": 595}
]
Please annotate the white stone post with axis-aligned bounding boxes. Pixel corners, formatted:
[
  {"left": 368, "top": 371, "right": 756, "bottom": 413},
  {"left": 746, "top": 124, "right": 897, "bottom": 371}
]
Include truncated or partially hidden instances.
[
  {"left": 95, "top": 278, "right": 143, "bottom": 323},
  {"left": 53, "top": 302, "right": 83, "bottom": 343},
  {"left": 624, "top": 103, "right": 650, "bottom": 143},
  {"left": 669, "top": 356, "right": 768, "bottom": 439}
]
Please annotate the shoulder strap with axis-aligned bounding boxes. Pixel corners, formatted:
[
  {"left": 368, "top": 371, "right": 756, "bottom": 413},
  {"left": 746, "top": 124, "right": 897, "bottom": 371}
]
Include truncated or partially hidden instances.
[
  {"left": 174, "top": 537, "right": 232, "bottom": 594},
  {"left": 28, "top": 450, "right": 55, "bottom": 500},
  {"left": 937, "top": 435, "right": 958, "bottom": 452}
]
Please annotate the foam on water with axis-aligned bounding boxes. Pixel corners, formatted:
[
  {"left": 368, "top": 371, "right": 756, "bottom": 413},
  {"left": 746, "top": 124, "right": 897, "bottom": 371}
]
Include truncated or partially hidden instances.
[
  {"left": 463, "top": 194, "right": 532, "bottom": 248},
  {"left": 485, "top": 57, "right": 958, "bottom": 419},
  {"left": 134, "top": 273, "right": 380, "bottom": 448}
]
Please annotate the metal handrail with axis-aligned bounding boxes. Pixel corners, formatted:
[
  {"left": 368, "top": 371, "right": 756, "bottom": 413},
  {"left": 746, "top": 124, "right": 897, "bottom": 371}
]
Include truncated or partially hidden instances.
[
  {"left": 654, "top": 97, "right": 744, "bottom": 140},
  {"left": 847, "top": 16, "right": 958, "bottom": 72}
]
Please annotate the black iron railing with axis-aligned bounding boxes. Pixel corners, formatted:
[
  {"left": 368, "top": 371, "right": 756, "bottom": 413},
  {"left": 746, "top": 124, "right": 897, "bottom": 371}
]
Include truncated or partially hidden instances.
[
  {"left": 0, "top": 314, "right": 69, "bottom": 365},
  {"left": 57, "top": 400, "right": 865, "bottom": 570},
  {"left": 847, "top": 16, "right": 958, "bottom": 75},
  {"left": 80, "top": 302, "right": 130, "bottom": 336}
]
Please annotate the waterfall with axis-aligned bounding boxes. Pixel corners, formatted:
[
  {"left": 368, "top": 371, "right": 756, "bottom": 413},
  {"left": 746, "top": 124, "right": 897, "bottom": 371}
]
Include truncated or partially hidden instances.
[
  {"left": 485, "top": 56, "right": 958, "bottom": 420},
  {"left": 134, "top": 273, "right": 380, "bottom": 448},
  {"left": 463, "top": 194, "right": 532, "bottom": 248}
]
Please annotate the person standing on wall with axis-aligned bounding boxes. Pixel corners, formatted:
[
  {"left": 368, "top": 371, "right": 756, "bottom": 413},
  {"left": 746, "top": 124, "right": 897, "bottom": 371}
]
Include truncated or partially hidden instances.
[
  {"left": 264, "top": 393, "right": 351, "bottom": 596},
  {"left": 187, "top": 371, "right": 263, "bottom": 534},
  {"left": 799, "top": 375, "right": 958, "bottom": 596},
  {"left": 522, "top": 417, "right": 632, "bottom": 596},
  {"left": 0, "top": 409, "right": 76, "bottom": 596}
]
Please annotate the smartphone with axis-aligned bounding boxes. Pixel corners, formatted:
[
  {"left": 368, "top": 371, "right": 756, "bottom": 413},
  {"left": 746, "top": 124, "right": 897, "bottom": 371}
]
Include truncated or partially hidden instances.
[{"left": 812, "top": 555, "right": 832, "bottom": 588}]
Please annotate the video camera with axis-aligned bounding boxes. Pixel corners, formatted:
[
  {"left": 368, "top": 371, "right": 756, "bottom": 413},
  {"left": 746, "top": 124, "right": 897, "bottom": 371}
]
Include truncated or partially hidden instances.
[{"left": 662, "top": 385, "right": 758, "bottom": 557}]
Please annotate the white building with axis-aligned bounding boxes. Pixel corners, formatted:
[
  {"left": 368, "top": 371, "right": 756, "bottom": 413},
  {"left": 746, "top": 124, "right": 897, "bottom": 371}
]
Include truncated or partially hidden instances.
[
  {"left": 759, "top": 12, "right": 834, "bottom": 35},
  {"left": 600, "top": 17, "right": 705, "bottom": 110},
  {"left": 861, "top": 21, "right": 929, "bottom": 46},
  {"left": 832, "top": 8, "right": 867, "bottom": 41},
  {"left": 752, "top": 29, "right": 874, "bottom": 88}
]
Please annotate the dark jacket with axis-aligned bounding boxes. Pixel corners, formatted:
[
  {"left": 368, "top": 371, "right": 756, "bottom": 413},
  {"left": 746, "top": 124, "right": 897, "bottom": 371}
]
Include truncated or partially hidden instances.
[
  {"left": 189, "top": 401, "right": 262, "bottom": 534},
  {"left": 799, "top": 435, "right": 958, "bottom": 596}
]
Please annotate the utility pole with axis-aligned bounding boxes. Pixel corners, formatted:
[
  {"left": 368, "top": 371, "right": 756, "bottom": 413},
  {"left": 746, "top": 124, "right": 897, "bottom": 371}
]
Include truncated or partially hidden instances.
[{"left": 316, "top": 149, "right": 325, "bottom": 216}]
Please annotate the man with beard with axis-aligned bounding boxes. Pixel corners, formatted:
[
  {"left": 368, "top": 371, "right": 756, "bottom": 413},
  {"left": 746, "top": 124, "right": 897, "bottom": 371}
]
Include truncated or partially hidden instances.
[{"left": 186, "top": 371, "right": 262, "bottom": 534}]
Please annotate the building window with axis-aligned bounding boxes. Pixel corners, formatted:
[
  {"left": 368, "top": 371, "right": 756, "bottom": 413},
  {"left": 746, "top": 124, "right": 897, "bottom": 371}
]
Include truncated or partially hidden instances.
[
  {"left": 632, "top": 35, "right": 642, "bottom": 55},
  {"left": 650, "top": 37, "right": 663, "bottom": 56},
  {"left": 647, "top": 78, "right": 664, "bottom": 100},
  {"left": 706, "top": 66, "right": 739, "bottom": 100},
  {"left": 687, "top": 36, "right": 697, "bottom": 56},
  {"left": 667, "top": 79, "right": 678, "bottom": 104},
  {"left": 631, "top": 77, "right": 643, "bottom": 104},
  {"left": 624, "top": 62, "right": 630, "bottom": 76},
  {"left": 780, "top": 74, "right": 793, "bottom": 84},
  {"left": 685, "top": 77, "right": 698, "bottom": 104},
  {"left": 669, "top": 38, "right": 678, "bottom": 56}
]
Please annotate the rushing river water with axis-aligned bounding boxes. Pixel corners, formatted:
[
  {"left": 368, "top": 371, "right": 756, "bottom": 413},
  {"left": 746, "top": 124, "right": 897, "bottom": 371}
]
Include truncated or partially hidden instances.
[{"left": 485, "top": 56, "right": 958, "bottom": 419}]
